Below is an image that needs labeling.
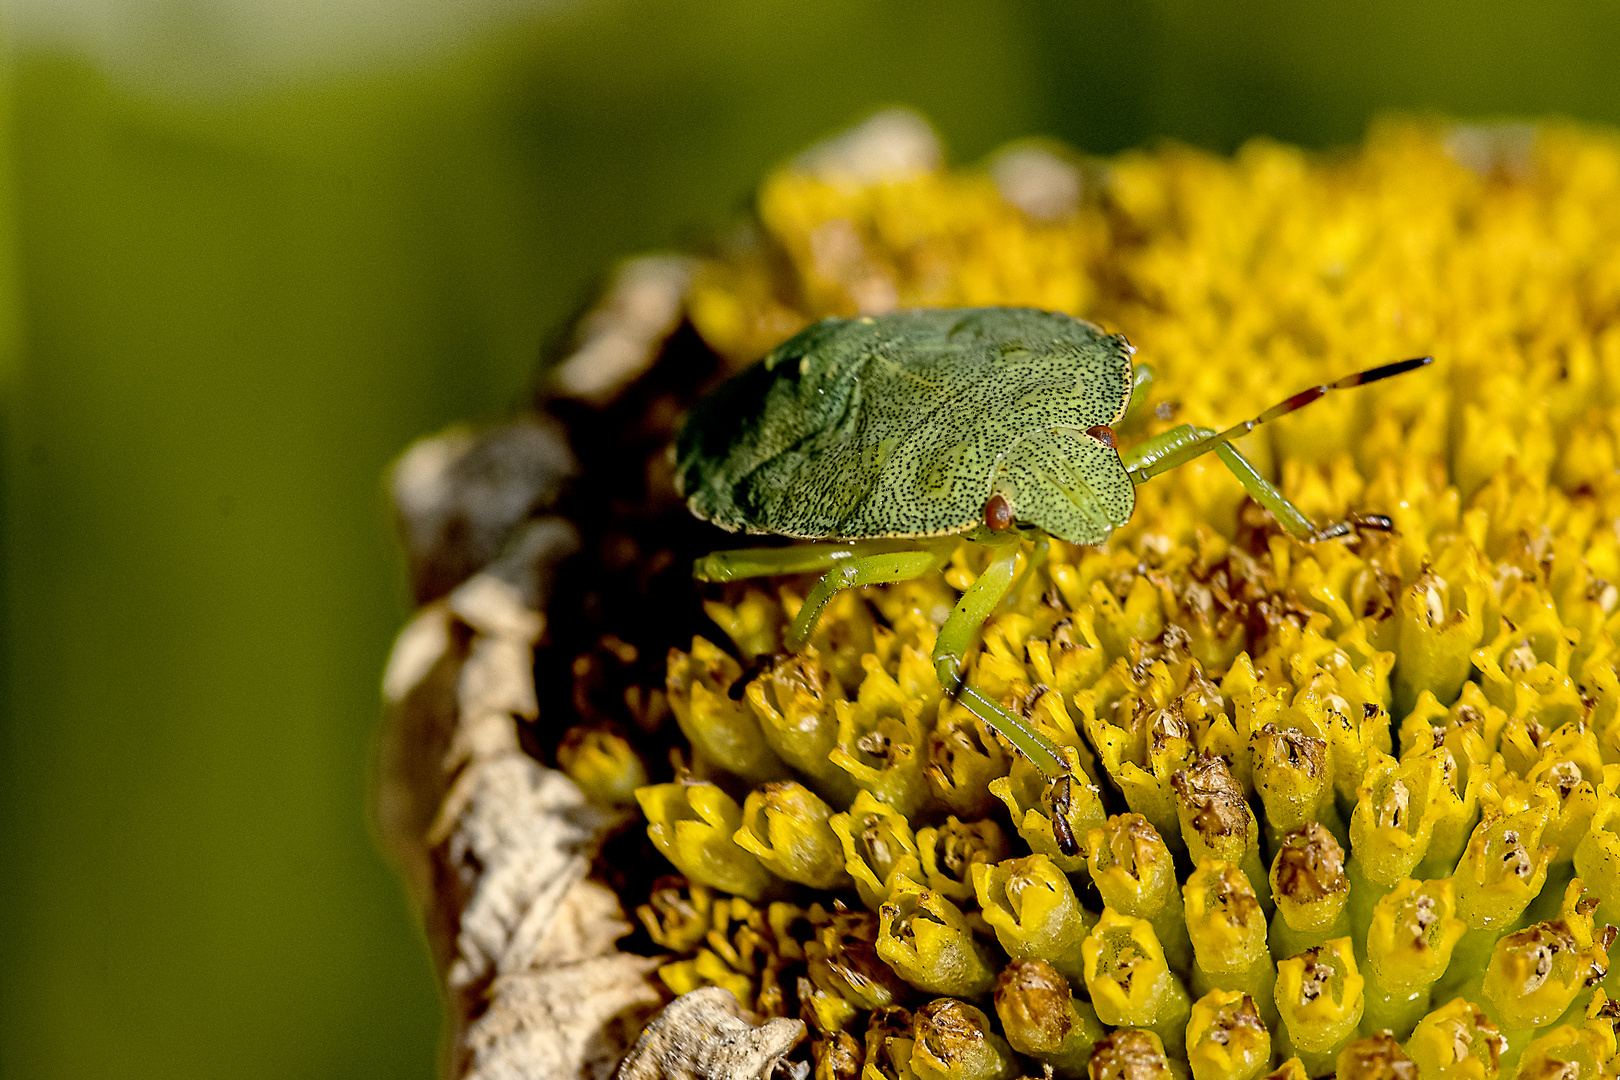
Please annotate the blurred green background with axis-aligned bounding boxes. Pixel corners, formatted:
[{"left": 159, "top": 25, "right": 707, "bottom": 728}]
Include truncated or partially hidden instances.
[{"left": 1, "top": 1, "right": 1617, "bottom": 1076}]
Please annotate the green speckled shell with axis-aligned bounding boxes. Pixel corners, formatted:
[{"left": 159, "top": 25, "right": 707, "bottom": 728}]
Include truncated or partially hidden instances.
[{"left": 675, "top": 308, "right": 1137, "bottom": 544}]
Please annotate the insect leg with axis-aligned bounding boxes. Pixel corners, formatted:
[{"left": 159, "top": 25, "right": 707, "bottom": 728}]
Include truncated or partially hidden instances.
[
  {"left": 1207, "top": 439, "right": 1321, "bottom": 539},
  {"left": 932, "top": 539, "right": 1070, "bottom": 778},
  {"left": 783, "top": 548, "right": 949, "bottom": 650},
  {"left": 1124, "top": 356, "right": 1432, "bottom": 484},
  {"left": 933, "top": 537, "right": 1021, "bottom": 673},
  {"left": 693, "top": 537, "right": 951, "bottom": 582},
  {"left": 1122, "top": 424, "right": 1384, "bottom": 541}
]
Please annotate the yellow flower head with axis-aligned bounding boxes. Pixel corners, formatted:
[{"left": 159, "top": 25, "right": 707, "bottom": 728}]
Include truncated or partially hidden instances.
[{"left": 623, "top": 116, "right": 1620, "bottom": 1066}]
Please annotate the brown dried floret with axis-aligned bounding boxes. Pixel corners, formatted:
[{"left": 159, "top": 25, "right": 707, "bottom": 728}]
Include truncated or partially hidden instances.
[
  {"left": 809, "top": 1030, "right": 861, "bottom": 1080},
  {"left": 1335, "top": 1032, "right": 1420, "bottom": 1080},
  {"left": 994, "top": 960, "right": 1081, "bottom": 1051},
  {"left": 1272, "top": 823, "right": 1348, "bottom": 903},
  {"left": 1171, "top": 754, "right": 1250, "bottom": 841},
  {"left": 1085, "top": 1028, "right": 1175, "bottom": 1080},
  {"left": 804, "top": 909, "right": 910, "bottom": 1013},
  {"left": 910, "top": 999, "right": 1018, "bottom": 1080}
]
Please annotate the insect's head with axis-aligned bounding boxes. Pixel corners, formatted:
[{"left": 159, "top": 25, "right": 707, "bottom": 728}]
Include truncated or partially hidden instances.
[
  {"left": 982, "top": 425, "right": 1135, "bottom": 545},
  {"left": 983, "top": 424, "right": 1118, "bottom": 532}
]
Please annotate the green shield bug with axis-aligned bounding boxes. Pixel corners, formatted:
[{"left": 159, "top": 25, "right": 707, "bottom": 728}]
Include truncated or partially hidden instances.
[{"left": 675, "top": 307, "right": 1429, "bottom": 782}]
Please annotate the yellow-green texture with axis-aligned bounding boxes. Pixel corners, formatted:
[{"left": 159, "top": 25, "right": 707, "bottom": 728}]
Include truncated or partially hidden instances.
[{"left": 631, "top": 117, "right": 1620, "bottom": 1079}]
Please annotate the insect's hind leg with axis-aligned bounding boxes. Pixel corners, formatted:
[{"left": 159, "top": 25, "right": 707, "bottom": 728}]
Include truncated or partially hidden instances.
[{"left": 932, "top": 538, "right": 1070, "bottom": 778}]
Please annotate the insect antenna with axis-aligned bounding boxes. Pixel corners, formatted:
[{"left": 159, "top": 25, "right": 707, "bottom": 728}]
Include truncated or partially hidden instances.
[
  {"left": 1207, "top": 356, "right": 1432, "bottom": 444},
  {"left": 1130, "top": 356, "right": 1431, "bottom": 483}
]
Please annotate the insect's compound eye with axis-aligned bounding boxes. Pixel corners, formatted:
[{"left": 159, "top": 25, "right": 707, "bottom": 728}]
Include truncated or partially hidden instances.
[
  {"left": 1087, "top": 424, "right": 1118, "bottom": 449},
  {"left": 983, "top": 494, "right": 1013, "bottom": 531}
]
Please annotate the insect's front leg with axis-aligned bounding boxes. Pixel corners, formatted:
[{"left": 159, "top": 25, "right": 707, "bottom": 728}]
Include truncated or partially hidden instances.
[
  {"left": 932, "top": 536, "right": 1070, "bottom": 779},
  {"left": 1122, "top": 424, "right": 1355, "bottom": 540}
]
